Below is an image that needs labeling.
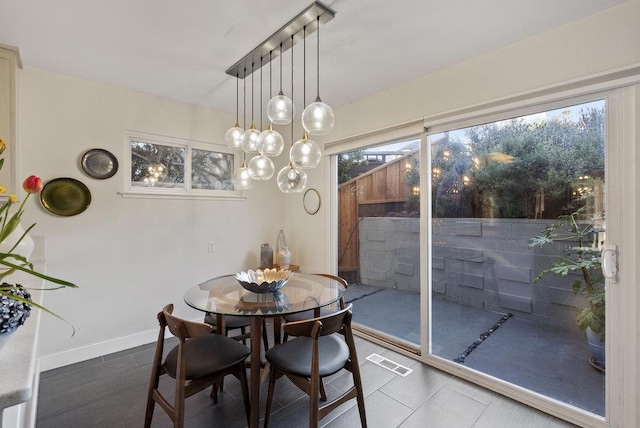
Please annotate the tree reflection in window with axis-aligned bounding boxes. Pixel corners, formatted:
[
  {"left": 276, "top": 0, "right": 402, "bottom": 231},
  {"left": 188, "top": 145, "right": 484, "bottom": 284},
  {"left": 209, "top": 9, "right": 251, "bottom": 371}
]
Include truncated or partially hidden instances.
[
  {"left": 131, "top": 140, "right": 185, "bottom": 189},
  {"left": 191, "top": 148, "right": 233, "bottom": 190}
]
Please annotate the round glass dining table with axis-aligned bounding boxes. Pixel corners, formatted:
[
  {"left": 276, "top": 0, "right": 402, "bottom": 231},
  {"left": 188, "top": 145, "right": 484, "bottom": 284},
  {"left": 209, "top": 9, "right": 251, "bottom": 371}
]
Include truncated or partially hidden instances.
[{"left": 184, "top": 273, "right": 346, "bottom": 428}]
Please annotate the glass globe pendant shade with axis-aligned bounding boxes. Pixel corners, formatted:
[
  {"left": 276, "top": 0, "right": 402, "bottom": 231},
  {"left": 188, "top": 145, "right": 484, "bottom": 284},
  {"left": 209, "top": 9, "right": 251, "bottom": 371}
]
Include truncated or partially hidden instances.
[
  {"left": 266, "top": 92, "right": 294, "bottom": 125},
  {"left": 247, "top": 154, "right": 275, "bottom": 180},
  {"left": 290, "top": 133, "right": 322, "bottom": 169},
  {"left": 302, "top": 99, "right": 335, "bottom": 135},
  {"left": 241, "top": 124, "right": 260, "bottom": 153},
  {"left": 277, "top": 162, "right": 307, "bottom": 193},
  {"left": 232, "top": 162, "right": 255, "bottom": 190},
  {"left": 225, "top": 123, "right": 244, "bottom": 149},
  {"left": 256, "top": 124, "right": 284, "bottom": 157}
]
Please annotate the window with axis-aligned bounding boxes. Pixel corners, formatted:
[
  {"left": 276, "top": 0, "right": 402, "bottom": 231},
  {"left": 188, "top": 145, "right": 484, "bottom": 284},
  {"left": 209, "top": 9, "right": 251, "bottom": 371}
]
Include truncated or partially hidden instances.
[{"left": 123, "top": 131, "right": 240, "bottom": 199}]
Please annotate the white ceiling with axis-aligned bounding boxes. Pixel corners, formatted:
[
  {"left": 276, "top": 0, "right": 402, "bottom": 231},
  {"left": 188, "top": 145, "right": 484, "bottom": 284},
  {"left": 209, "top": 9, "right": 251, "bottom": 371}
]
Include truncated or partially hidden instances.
[{"left": 0, "top": 0, "right": 627, "bottom": 116}]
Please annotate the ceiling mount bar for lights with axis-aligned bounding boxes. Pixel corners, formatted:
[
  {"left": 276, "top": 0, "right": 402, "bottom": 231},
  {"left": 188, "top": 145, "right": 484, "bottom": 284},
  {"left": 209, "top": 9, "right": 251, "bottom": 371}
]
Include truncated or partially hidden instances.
[{"left": 225, "top": 1, "right": 335, "bottom": 80}]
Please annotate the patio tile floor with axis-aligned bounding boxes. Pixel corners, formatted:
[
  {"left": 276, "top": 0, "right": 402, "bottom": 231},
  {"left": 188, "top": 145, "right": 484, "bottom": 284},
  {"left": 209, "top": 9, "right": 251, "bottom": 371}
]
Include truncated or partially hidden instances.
[{"left": 346, "top": 285, "right": 605, "bottom": 416}]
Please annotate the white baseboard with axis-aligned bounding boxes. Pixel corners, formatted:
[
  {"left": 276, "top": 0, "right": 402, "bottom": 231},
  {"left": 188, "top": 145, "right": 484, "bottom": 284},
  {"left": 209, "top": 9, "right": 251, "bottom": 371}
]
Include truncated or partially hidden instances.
[
  {"left": 39, "top": 315, "right": 204, "bottom": 371},
  {"left": 39, "top": 328, "right": 157, "bottom": 371}
]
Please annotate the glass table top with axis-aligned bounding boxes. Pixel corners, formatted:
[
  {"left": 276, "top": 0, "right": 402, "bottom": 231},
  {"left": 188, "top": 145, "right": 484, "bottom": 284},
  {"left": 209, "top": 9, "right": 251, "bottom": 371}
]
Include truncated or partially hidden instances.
[{"left": 184, "top": 273, "right": 345, "bottom": 317}]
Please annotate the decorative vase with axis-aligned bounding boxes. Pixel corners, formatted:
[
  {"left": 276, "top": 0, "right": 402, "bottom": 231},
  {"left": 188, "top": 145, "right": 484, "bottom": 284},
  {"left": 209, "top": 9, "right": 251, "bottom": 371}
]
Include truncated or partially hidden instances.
[
  {"left": 0, "top": 222, "right": 34, "bottom": 262},
  {"left": 277, "top": 246, "right": 292, "bottom": 270},
  {"left": 260, "top": 243, "right": 273, "bottom": 268},
  {"left": 0, "top": 284, "right": 32, "bottom": 336},
  {"left": 275, "top": 229, "right": 292, "bottom": 269},
  {"left": 276, "top": 229, "right": 287, "bottom": 258}
]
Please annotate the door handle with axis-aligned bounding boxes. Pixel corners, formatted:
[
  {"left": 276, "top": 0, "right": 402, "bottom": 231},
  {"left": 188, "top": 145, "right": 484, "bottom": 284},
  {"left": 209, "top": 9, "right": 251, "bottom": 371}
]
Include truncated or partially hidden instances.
[{"left": 601, "top": 244, "right": 618, "bottom": 283}]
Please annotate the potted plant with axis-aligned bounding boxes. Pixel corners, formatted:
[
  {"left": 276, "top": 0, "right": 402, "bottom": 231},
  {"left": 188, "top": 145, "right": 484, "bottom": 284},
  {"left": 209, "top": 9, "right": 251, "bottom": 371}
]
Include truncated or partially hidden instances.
[
  {"left": 0, "top": 137, "right": 77, "bottom": 337},
  {"left": 529, "top": 208, "right": 605, "bottom": 370}
]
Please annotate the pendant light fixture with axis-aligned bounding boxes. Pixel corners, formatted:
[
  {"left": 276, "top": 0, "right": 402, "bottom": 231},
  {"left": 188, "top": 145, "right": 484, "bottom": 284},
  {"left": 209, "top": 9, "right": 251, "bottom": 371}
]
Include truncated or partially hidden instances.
[
  {"left": 301, "top": 15, "right": 335, "bottom": 135},
  {"left": 241, "top": 62, "right": 260, "bottom": 152},
  {"left": 266, "top": 43, "right": 294, "bottom": 125},
  {"left": 257, "top": 51, "right": 285, "bottom": 157},
  {"left": 277, "top": 35, "right": 307, "bottom": 193},
  {"left": 224, "top": 73, "right": 244, "bottom": 149},
  {"left": 224, "top": 1, "right": 334, "bottom": 192},
  {"left": 248, "top": 57, "right": 275, "bottom": 180},
  {"left": 290, "top": 26, "right": 322, "bottom": 169},
  {"left": 232, "top": 69, "right": 255, "bottom": 190},
  {"left": 232, "top": 154, "right": 256, "bottom": 190}
]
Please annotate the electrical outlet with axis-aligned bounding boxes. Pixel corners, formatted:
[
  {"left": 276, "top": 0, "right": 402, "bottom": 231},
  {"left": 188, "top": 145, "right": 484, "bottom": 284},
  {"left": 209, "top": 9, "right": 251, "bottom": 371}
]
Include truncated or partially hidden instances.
[{"left": 208, "top": 241, "right": 216, "bottom": 253}]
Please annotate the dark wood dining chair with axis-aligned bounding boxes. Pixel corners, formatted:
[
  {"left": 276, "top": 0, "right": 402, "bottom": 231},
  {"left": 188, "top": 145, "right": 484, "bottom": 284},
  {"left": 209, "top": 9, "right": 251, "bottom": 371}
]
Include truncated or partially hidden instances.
[
  {"left": 144, "top": 304, "right": 251, "bottom": 428},
  {"left": 282, "top": 273, "right": 348, "bottom": 340},
  {"left": 263, "top": 304, "right": 367, "bottom": 428},
  {"left": 204, "top": 313, "right": 269, "bottom": 349}
]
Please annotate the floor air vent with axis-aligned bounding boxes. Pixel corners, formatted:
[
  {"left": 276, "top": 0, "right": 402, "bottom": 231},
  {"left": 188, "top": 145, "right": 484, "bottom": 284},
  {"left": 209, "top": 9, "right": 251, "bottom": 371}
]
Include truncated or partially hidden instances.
[{"left": 366, "top": 353, "right": 413, "bottom": 377}]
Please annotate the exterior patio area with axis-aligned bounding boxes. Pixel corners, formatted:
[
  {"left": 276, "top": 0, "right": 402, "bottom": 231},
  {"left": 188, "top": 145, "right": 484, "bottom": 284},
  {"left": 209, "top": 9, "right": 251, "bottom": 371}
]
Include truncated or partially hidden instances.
[{"left": 345, "top": 285, "right": 605, "bottom": 417}]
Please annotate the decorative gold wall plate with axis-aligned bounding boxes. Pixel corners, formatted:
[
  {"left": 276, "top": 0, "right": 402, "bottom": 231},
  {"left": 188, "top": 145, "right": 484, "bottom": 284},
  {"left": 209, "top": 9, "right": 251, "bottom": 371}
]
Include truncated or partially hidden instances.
[{"left": 40, "top": 178, "right": 91, "bottom": 216}]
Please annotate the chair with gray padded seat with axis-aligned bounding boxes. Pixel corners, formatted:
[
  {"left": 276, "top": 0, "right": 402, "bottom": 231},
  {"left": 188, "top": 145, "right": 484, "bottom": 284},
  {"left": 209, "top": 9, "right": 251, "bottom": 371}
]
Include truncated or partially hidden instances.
[
  {"left": 263, "top": 304, "right": 366, "bottom": 428},
  {"left": 144, "top": 304, "right": 251, "bottom": 428}
]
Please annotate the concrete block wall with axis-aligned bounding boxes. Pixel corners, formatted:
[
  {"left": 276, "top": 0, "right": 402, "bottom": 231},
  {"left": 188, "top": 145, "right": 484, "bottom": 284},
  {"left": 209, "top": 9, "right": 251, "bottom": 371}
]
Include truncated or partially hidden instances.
[
  {"left": 359, "top": 217, "right": 420, "bottom": 292},
  {"left": 359, "top": 217, "right": 586, "bottom": 329}
]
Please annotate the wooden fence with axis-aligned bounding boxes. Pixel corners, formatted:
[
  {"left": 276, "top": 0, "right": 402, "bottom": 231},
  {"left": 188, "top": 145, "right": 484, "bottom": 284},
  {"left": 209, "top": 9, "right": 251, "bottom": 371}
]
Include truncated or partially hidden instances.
[{"left": 338, "top": 150, "right": 419, "bottom": 282}]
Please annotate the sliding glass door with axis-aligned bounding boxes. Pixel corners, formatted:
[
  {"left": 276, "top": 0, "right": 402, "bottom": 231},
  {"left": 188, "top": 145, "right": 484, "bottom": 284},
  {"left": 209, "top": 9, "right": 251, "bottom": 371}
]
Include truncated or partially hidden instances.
[
  {"left": 336, "top": 141, "right": 422, "bottom": 349},
  {"left": 428, "top": 99, "right": 606, "bottom": 415}
]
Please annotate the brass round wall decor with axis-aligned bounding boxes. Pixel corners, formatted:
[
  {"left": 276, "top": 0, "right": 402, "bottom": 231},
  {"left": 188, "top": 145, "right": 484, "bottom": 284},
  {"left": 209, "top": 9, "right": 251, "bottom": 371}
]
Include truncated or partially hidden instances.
[
  {"left": 303, "top": 188, "right": 321, "bottom": 215},
  {"left": 40, "top": 178, "right": 91, "bottom": 216}
]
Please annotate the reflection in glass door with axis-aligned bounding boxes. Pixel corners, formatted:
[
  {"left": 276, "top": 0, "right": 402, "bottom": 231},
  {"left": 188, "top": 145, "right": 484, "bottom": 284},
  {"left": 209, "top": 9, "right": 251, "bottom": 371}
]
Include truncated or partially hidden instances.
[{"left": 428, "top": 100, "right": 606, "bottom": 415}]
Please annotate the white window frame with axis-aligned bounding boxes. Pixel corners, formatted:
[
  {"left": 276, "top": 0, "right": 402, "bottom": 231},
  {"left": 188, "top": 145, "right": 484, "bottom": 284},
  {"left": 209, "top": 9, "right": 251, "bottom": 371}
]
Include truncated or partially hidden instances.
[{"left": 120, "top": 131, "right": 244, "bottom": 200}]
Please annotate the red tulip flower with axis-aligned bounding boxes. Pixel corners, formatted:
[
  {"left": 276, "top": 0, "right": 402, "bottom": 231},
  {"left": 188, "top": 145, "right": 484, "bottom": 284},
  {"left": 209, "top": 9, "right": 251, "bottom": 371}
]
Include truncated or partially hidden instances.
[{"left": 22, "top": 175, "right": 43, "bottom": 194}]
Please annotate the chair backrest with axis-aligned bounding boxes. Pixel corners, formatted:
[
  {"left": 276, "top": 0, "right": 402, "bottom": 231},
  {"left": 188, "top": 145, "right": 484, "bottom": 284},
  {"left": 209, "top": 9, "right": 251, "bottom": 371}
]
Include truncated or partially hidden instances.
[
  {"left": 283, "top": 304, "right": 352, "bottom": 339},
  {"left": 161, "top": 303, "right": 213, "bottom": 340},
  {"left": 314, "top": 273, "right": 348, "bottom": 309}
]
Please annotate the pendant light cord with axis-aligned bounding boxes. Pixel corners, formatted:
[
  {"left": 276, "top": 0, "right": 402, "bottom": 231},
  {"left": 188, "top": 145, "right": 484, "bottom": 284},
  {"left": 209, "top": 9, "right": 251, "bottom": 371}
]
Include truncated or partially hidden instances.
[
  {"left": 243, "top": 68, "right": 247, "bottom": 163},
  {"left": 250, "top": 62, "right": 255, "bottom": 125},
  {"left": 290, "top": 35, "right": 294, "bottom": 148},
  {"left": 259, "top": 56, "right": 263, "bottom": 130},
  {"left": 235, "top": 72, "right": 239, "bottom": 124},
  {"left": 303, "top": 26, "right": 306, "bottom": 108},
  {"left": 243, "top": 68, "right": 246, "bottom": 129},
  {"left": 279, "top": 43, "right": 284, "bottom": 94},
  {"left": 269, "top": 51, "right": 273, "bottom": 99},
  {"left": 316, "top": 16, "right": 321, "bottom": 101}
]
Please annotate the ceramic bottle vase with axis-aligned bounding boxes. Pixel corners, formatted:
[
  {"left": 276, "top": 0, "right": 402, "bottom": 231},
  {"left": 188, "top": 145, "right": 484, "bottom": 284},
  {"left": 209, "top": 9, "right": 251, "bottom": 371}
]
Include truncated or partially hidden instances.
[{"left": 276, "top": 229, "right": 292, "bottom": 269}]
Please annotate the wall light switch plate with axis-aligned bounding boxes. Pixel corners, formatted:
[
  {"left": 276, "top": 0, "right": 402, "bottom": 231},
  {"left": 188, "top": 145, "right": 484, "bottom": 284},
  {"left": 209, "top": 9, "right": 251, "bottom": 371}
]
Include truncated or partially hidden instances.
[{"left": 208, "top": 241, "right": 216, "bottom": 253}]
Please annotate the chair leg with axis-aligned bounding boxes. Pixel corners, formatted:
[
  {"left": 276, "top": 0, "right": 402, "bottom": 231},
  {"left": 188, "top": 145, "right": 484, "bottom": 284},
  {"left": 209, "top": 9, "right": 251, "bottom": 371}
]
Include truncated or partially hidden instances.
[
  {"left": 238, "top": 363, "right": 251, "bottom": 426},
  {"left": 210, "top": 381, "right": 219, "bottom": 403},
  {"left": 143, "top": 391, "right": 155, "bottom": 428},
  {"left": 262, "top": 319, "right": 270, "bottom": 351},
  {"left": 264, "top": 366, "right": 278, "bottom": 428},
  {"left": 309, "top": 376, "right": 320, "bottom": 428},
  {"left": 144, "top": 339, "right": 164, "bottom": 427},
  {"left": 319, "top": 380, "right": 327, "bottom": 401},
  {"left": 352, "top": 366, "right": 367, "bottom": 427}
]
